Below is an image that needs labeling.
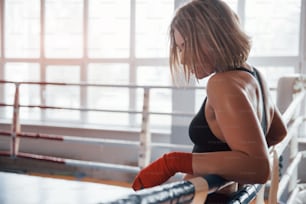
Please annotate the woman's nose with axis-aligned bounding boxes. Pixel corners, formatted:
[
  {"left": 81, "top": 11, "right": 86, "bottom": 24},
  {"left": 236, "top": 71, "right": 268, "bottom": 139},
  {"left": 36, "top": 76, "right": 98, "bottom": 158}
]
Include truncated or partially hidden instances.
[{"left": 179, "top": 50, "right": 184, "bottom": 65}]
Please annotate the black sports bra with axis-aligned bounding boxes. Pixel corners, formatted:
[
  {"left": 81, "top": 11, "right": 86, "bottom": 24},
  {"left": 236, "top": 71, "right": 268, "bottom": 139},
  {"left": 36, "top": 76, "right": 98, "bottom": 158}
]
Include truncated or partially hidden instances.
[{"left": 189, "top": 67, "right": 267, "bottom": 153}]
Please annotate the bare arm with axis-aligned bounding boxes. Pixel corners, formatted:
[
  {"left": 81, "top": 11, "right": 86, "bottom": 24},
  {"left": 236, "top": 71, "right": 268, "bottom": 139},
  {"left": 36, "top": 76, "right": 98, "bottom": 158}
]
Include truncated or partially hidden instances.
[
  {"left": 192, "top": 73, "right": 270, "bottom": 184},
  {"left": 266, "top": 106, "right": 287, "bottom": 147}
]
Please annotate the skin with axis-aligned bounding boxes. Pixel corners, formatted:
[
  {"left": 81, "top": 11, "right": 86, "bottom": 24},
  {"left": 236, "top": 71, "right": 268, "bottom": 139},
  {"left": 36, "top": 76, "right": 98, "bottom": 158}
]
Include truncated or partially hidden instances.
[
  {"left": 174, "top": 29, "right": 287, "bottom": 186},
  {"left": 174, "top": 30, "right": 214, "bottom": 78}
]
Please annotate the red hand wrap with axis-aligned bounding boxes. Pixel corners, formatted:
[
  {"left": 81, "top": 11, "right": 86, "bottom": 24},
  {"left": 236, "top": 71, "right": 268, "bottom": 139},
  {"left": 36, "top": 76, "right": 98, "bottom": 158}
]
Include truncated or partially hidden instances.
[{"left": 132, "top": 152, "right": 193, "bottom": 191}]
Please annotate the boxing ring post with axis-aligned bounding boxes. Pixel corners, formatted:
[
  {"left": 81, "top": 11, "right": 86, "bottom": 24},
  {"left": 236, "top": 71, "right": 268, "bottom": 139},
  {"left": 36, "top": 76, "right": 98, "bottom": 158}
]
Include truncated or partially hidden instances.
[
  {"left": 138, "top": 88, "right": 151, "bottom": 169},
  {"left": 10, "top": 82, "right": 20, "bottom": 158}
]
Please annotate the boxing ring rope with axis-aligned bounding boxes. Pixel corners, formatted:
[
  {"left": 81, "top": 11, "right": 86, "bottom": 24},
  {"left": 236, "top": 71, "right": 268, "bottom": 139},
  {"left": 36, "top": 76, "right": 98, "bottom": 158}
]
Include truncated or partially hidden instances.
[
  {"left": 0, "top": 77, "right": 305, "bottom": 203},
  {"left": 0, "top": 80, "right": 194, "bottom": 171},
  {"left": 104, "top": 175, "right": 230, "bottom": 204}
]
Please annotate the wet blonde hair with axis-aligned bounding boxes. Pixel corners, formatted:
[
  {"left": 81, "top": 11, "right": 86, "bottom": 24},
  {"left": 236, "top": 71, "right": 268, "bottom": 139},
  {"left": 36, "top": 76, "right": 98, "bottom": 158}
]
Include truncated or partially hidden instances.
[{"left": 169, "top": 0, "right": 251, "bottom": 82}]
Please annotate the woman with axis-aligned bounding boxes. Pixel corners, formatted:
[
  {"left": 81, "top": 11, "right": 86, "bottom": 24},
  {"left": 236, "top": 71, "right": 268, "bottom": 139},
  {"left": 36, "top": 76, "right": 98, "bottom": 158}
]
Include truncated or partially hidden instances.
[{"left": 132, "top": 0, "right": 287, "bottom": 202}]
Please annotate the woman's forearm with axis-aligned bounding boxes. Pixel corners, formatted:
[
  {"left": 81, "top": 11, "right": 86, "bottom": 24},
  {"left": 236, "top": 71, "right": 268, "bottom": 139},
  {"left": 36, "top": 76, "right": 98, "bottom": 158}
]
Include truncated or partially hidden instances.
[{"left": 192, "top": 151, "right": 270, "bottom": 184}]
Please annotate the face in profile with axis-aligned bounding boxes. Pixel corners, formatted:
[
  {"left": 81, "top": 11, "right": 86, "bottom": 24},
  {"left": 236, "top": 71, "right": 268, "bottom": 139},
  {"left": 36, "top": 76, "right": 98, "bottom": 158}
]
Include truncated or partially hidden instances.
[
  {"left": 173, "top": 29, "right": 215, "bottom": 80},
  {"left": 169, "top": 0, "right": 251, "bottom": 81}
]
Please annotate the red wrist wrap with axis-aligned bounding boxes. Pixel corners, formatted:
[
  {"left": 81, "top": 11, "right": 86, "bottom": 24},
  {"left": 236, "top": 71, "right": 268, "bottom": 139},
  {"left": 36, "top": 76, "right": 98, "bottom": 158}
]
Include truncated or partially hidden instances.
[
  {"left": 164, "top": 152, "right": 193, "bottom": 175},
  {"left": 132, "top": 152, "right": 193, "bottom": 190}
]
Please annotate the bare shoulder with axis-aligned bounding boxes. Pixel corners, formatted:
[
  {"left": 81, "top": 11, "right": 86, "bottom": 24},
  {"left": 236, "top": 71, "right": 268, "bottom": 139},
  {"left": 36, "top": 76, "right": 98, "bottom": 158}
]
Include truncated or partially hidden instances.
[
  {"left": 205, "top": 71, "right": 269, "bottom": 156},
  {"left": 206, "top": 71, "right": 252, "bottom": 103},
  {"left": 207, "top": 72, "right": 235, "bottom": 94}
]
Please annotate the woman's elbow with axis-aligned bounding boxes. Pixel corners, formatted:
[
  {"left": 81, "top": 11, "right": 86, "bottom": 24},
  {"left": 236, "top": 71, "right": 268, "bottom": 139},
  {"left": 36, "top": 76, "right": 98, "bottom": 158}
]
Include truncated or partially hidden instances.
[
  {"left": 239, "top": 157, "right": 270, "bottom": 184},
  {"left": 243, "top": 157, "right": 270, "bottom": 184},
  {"left": 268, "top": 112, "right": 288, "bottom": 146},
  {"left": 267, "top": 125, "right": 288, "bottom": 146},
  {"left": 278, "top": 124, "right": 288, "bottom": 143},
  {"left": 256, "top": 159, "right": 271, "bottom": 184}
]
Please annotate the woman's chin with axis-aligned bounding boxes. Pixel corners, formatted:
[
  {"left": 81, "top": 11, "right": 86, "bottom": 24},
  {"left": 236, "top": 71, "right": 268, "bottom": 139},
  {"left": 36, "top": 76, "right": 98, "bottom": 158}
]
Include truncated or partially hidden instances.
[{"left": 195, "top": 72, "right": 211, "bottom": 79}]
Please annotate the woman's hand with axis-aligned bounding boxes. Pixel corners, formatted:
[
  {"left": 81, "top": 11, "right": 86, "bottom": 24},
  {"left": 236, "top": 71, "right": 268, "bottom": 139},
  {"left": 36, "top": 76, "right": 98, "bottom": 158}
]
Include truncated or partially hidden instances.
[{"left": 132, "top": 152, "right": 193, "bottom": 191}]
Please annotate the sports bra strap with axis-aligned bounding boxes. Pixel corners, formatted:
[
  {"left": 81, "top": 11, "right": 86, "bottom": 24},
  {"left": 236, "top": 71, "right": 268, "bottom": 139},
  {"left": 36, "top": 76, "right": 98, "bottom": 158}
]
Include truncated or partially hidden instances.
[{"left": 235, "top": 67, "right": 255, "bottom": 76}]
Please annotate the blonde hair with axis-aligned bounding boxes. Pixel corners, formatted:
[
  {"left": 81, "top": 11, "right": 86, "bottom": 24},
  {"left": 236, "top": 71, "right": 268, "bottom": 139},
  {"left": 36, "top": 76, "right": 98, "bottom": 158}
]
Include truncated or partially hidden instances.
[{"left": 169, "top": 0, "right": 251, "bottom": 82}]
